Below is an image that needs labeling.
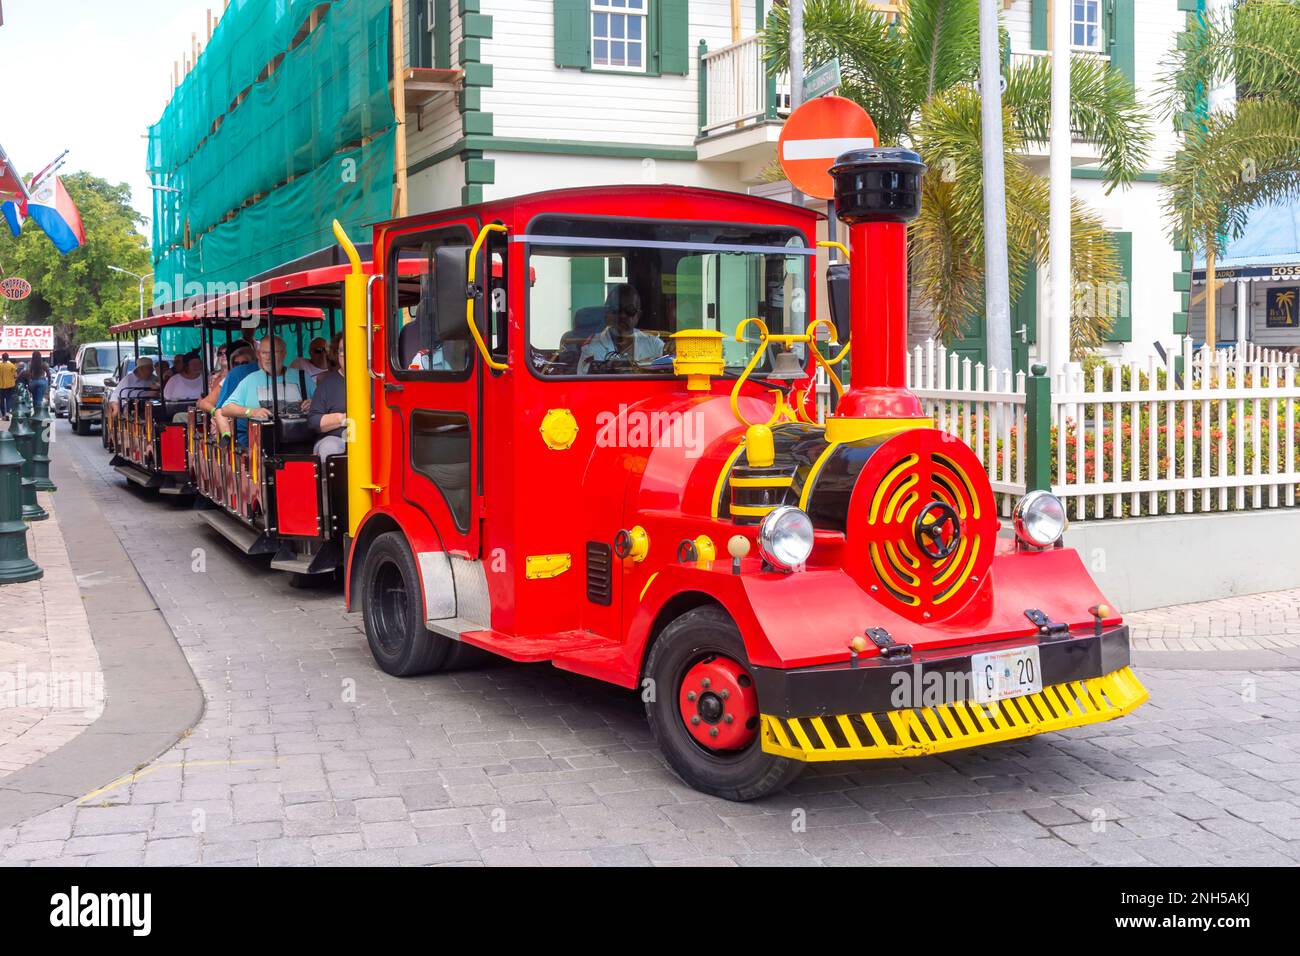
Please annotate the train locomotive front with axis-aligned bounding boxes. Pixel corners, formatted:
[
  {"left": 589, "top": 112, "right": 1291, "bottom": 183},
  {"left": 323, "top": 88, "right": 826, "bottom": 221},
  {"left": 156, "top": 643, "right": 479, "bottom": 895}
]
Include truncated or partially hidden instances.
[{"left": 618, "top": 149, "right": 1148, "bottom": 799}]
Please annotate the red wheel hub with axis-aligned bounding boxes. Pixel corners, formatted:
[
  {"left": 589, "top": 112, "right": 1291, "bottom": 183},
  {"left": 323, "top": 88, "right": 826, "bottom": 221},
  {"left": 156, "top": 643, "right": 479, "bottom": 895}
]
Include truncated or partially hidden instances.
[{"left": 678, "top": 656, "right": 759, "bottom": 751}]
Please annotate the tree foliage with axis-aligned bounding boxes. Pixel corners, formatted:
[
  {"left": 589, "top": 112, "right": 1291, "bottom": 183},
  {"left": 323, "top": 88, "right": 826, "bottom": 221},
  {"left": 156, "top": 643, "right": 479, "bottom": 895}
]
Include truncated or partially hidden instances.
[
  {"left": 766, "top": 0, "right": 1151, "bottom": 352},
  {"left": 0, "top": 171, "right": 152, "bottom": 349},
  {"left": 1160, "top": 0, "right": 1300, "bottom": 256}
]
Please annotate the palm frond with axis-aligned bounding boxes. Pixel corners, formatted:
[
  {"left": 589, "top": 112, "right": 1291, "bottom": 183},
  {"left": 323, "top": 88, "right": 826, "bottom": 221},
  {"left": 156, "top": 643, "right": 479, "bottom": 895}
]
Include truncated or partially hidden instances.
[
  {"left": 898, "top": 0, "right": 982, "bottom": 103},
  {"left": 1162, "top": 97, "right": 1300, "bottom": 253},
  {"left": 1160, "top": 0, "right": 1300, "bottom": 120},
  {"left": 763, "top": 0, "right": 915, "bottom": 144},
  {"left": 1004, "top": 54, "right": 1151, "bottom": 192}
]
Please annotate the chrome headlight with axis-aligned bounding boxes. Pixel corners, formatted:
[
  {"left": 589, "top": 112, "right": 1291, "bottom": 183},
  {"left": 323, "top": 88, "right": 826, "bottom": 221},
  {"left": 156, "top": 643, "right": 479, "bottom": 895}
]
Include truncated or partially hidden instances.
[
  {"left": 1013, "top": 491, "right": 1067, "bottom": 548},
  {"left": 758, "top": 505, "right": 814, "bottom": 570}
]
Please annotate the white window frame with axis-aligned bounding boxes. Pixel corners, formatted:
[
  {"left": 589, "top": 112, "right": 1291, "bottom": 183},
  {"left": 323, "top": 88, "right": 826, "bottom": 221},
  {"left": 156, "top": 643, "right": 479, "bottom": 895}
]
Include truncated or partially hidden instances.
[
  {"left": 591, "top": 0, "right": 649, "bottom": 73},
  {"left": 1070, "top": 0, "right": 1105, "bottom": 53}
]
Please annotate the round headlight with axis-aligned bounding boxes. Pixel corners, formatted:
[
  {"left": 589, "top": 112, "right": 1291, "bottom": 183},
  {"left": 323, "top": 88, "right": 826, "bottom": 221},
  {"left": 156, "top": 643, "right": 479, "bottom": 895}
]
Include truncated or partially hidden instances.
[
  {"left": 758, "top": 505, "right": 814, "bottom": 570},
  {"left": 1013, "top": 491, "right": 1067, "bottom": 548}
]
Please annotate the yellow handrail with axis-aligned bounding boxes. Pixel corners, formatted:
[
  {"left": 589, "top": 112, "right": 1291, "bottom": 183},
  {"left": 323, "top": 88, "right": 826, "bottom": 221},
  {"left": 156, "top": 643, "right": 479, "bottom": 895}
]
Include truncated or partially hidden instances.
[
  {"left": 468, "top": 223, "right": 508, "bottom": 372},
  {"left": 817, "top": 239, "right": 850, "bottom": 262},
  {"left": 804, "top": 318, "right": 847, "bottom": 399},
  {"left": 729, "top": 318, "right": 802, "bottom": 429}
]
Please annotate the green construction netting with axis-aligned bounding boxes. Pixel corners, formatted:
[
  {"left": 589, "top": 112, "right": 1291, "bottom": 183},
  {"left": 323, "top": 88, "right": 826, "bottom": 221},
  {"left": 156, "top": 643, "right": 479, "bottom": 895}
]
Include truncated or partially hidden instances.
[{"left": 148, "top": 0, "right": 396, "bottom": 305}]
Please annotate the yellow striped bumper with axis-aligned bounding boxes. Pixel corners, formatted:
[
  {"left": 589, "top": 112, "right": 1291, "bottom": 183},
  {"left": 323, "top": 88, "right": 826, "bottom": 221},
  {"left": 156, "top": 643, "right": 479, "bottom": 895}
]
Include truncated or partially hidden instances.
[{"left": 761, "top": 666, "right": 1148, "bottom": 762}]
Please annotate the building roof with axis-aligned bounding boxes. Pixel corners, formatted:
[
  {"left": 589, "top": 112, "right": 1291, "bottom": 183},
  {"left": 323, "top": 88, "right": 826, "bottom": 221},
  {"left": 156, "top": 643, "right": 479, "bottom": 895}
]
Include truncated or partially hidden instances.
[{"left": 1194, "top": 201, "right": 1300, "bottom": 271}]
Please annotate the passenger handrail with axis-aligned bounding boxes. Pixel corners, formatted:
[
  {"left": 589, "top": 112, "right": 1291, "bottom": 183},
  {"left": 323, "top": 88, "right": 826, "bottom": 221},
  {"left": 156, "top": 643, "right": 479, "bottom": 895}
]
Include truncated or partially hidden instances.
[{"left": 468, "top": 223, "right": 508, "bottom": 372}]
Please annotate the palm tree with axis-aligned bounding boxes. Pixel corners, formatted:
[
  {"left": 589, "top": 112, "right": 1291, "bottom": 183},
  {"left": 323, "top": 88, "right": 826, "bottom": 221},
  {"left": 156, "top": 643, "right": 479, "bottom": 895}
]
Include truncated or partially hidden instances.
[
  {"left": 1161, "top": 0, "right": 1300, "bottom": 344},
  {"left": 765, "top": 0, "right": 1151, "bottom": 353}
]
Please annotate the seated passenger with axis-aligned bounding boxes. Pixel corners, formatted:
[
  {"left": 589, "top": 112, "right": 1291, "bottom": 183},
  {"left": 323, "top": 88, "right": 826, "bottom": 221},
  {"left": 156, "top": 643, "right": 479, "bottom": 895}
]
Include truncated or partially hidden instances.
[
  {"left": 108, "top": 357, "right": 159, "bottom": 431},
  {"left": 207, "top": 345, "right": 257, "bottom": 443},
  {"left": 221, "top": 336, "right": 315, "bottom": 445},
  {"left": 163, "top": 352, "right": 204, "bottom": 403},
  {"left": 307, "top": 333, "right": 346, "bottom": 462},
  {"left": 290, "top": 336, "right": 333, "bottom": 381},
  {"left": 577, "top": 284, "right": 664, "bottom": 374},
  {"left": 407, "top": 339, "right": 455, "bottom": 371}
]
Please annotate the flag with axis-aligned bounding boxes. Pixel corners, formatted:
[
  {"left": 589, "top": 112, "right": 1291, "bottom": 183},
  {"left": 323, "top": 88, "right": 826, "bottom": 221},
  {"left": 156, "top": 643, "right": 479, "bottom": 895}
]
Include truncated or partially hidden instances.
[
  {"left": 1, "top": 197, "right": 23, "bottom": 237},
  {"left": 26, "top": 174, "right": 85, "bottom": 254}
]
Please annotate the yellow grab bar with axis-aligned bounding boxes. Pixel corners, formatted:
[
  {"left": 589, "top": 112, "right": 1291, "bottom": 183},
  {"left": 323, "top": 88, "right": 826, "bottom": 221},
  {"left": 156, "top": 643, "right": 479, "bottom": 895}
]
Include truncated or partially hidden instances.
[
  {"left": 468, "top": 223, "right": 508, "bottom": 372},
  {"left": 817, "top": 239, "right": 850, "bottom": 262},
  {"left": 805, "top": 318, "right": 847, "bottom": 399}
]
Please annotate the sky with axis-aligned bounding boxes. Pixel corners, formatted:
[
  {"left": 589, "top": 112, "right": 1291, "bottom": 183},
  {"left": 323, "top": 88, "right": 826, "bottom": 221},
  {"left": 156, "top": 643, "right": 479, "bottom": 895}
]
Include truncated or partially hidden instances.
[{"left": 0, "top": 0, "right": 216, "bottom": 231}]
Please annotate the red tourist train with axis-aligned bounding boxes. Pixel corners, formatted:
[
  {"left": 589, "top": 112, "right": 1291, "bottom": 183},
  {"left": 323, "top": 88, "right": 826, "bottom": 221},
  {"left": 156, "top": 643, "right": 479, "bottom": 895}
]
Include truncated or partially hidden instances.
[{"left": 104, "top": 151, "right": 1147, "bottom": 799}]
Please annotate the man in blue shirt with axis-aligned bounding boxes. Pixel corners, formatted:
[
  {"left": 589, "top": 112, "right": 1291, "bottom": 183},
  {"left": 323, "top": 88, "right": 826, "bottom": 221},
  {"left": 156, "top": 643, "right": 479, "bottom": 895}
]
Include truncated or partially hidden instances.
[{"left": 221, "top": 336, "right": 315, "bottom": 444}]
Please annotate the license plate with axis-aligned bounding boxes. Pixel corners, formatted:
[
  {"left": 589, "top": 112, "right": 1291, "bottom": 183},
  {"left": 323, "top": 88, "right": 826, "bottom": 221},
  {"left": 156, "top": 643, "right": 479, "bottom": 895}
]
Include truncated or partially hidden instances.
[{"left": 971, "top": 645, "right": 1042, "bottom": 704}]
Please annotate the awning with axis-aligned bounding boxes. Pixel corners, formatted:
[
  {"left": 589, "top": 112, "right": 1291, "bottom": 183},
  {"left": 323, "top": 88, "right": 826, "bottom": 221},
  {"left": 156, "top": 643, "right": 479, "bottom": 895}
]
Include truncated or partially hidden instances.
[{"left": 1193, "top": 201, "right": 1300, "bottom": 283}]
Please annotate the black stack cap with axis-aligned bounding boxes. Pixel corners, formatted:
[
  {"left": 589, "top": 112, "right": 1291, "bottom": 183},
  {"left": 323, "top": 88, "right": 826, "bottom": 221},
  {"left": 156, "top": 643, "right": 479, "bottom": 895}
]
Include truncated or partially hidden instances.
[{"left": 830, "top": 147, "right": 926, "bottom": 225}]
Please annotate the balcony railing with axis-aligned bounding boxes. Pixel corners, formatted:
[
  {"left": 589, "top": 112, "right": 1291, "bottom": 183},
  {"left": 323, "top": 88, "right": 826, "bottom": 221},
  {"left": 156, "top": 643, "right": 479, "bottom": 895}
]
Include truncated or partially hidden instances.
[{"left": 698, "top": 35, "right": 789, "bottom": 136}]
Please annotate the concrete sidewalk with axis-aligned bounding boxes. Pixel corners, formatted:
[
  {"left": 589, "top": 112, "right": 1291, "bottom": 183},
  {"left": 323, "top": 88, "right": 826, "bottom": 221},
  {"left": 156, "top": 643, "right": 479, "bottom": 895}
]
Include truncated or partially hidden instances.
[
  {"left": 0, "top": 441, "right": 203, "bottom": 830},
  {"left": 0, "top": 492, "right": 104, "bottom": 776},
  {"left": 1128, "top": 589, "right": 1300, "bottom": 654}
]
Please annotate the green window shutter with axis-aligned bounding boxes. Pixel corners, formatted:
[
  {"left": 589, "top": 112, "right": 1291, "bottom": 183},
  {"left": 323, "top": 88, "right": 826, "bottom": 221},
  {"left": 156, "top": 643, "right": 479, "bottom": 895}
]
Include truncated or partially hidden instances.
[
  {"left": 554, "top": 0, "right": 590, "bottom": 69},
  {"left": 435, "top": 0, "right": 452, "bottom": 69},
  {"left": 1105, "top": 231, "right": 1133, "bottom": 342},
  {"left": 1031, "top": 0, "right": 1048, "bottom": 51},
  {"left": 657, "top": 0, "right": 690, "bottom": 75},
  {"left": 1107, "top": 0, "right": 1136, "bottom": 87}
]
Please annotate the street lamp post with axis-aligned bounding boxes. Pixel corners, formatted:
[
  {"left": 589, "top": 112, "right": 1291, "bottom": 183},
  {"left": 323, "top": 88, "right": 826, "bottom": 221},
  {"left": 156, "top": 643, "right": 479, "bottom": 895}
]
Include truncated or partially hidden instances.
[{"left": 108, "top": 265, "right": 152, "bottom": 323}]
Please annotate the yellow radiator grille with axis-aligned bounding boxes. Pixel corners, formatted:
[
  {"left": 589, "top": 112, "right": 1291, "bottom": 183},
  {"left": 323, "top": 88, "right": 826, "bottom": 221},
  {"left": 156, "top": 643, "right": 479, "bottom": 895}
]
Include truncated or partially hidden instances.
[{"left": 761, "top": 667, "right": 1148, "bottom": 762}]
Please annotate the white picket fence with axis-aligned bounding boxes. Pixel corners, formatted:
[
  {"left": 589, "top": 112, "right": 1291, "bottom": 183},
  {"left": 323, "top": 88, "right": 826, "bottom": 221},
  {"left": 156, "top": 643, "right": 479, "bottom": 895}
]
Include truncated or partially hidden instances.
[
  {"left": 906, "top": 338, "right": 1300, "bottom": 522},
  {"left": 906, "top": 340, "right": 1027, "bottom": 515}
]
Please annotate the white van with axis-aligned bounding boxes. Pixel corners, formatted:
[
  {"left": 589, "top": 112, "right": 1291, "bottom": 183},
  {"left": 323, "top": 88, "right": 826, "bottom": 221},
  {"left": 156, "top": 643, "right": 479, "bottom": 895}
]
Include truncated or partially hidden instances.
[{"left": 70, "top": 337, "right": 158, "bottom": 435}]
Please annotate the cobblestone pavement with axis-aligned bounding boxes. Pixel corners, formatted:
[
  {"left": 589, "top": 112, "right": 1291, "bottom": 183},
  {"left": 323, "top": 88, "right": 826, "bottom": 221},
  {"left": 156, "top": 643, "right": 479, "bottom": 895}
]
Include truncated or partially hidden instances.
[
  {"left": 0, "top": 423, "right": 1298, "bottom": 866},
  {"left": 0, "top": 490, "right": 104, "bottom": 776},
  {"left": 1128, "top": 590, "right": 1300, "bottom": 652}
]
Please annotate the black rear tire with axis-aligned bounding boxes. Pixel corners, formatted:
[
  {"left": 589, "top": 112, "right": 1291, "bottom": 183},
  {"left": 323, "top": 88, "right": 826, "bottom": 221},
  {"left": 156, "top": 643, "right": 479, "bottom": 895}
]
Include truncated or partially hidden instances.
[
  {"left": 360, "top": 532, "right": 454, "bottom": 676},
  {"left": 644, "top": 606, "right": 804, "bottom": 801},
  {"left": 72, "top": 405, "right": 91, "bottom": 435}
]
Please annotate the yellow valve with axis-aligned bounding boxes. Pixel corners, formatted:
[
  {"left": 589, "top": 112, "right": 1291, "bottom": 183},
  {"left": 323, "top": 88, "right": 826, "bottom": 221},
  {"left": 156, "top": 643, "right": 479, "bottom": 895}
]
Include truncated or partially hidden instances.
[
  {"left": 615, "top": 526, "right": 650, "bottom": 562},
  {"left": 693, "top": 535, "right": 716, "bottom": 568},
  {"left": 745, "top": 424, "right": 775, "bottom": 468},
  {"left": 467, "top": 223, "right": 508, "bottom": 372},
  {"left": 671, "top": 329, "right": 725, "bottom": 390}
]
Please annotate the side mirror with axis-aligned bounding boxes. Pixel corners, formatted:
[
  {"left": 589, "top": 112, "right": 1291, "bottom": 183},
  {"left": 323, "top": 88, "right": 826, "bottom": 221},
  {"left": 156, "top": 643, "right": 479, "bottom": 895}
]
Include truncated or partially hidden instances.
[
  {"left": 434, "top": 245, "right": 472, "bottom": 342},
  {"left": 105, "top": 378, "right": 118, "bottom": 389}
]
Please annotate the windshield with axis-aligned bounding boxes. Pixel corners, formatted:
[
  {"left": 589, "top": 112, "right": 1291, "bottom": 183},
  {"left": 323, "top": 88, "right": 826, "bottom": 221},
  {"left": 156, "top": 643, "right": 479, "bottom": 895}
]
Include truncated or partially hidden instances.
[
  {"left": 79, "top": 348, "right": 118, "bottom": 374},
  {"left": 80, "top": 344, "right": 157, "bottom": 374},
  {"left": 525, "top": 217, "right": 810, "bottom": 378}
]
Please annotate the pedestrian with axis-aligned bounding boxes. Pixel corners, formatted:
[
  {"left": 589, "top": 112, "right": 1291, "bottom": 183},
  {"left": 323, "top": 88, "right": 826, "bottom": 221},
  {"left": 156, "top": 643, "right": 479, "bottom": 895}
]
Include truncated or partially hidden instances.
[
  {"left": 27, "top": 351, "right": 50, "bottom": 409},
  {"left": 0, "top": 352, "right": 16, "bottom": 419}
]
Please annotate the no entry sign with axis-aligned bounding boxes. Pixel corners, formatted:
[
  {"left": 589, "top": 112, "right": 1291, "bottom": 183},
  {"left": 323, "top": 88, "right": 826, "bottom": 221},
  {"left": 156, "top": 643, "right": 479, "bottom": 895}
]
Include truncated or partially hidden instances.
[{"left": 778, "top": 96, "right": 878, "bottom": 200}]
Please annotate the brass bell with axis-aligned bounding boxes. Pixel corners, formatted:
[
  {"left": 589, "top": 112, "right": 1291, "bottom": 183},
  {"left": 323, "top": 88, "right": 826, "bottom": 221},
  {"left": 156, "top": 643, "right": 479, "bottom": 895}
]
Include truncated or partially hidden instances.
[{"left": 768, "top": 348, "right": 808, "bottom": 381}]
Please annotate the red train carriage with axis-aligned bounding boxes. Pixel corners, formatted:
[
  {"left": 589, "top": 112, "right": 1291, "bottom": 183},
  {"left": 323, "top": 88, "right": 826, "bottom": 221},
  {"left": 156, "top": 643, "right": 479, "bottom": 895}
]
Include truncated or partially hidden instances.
[
  {"left": 324, "top": 152, "right": 1148, "bottom": 800},
  {"left": 104, "top": 313, "right": 199, "bottom": 496}
]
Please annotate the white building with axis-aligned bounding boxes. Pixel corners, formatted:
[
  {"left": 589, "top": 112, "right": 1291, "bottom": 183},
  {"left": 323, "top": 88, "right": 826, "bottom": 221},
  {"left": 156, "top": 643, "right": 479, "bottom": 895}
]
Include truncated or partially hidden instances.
[{"left": 396, "top": 1, "right": 1194, "bottom": 371}]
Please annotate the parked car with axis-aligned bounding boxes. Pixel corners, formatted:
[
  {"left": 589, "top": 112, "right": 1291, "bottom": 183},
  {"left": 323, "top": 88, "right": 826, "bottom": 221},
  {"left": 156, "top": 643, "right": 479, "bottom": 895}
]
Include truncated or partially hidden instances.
[
  {"left": 69, "top": 337, "right": 158, "bottom": 435},
  {"left": 51, "top": 370, "right": 76, "bottom": 417}
]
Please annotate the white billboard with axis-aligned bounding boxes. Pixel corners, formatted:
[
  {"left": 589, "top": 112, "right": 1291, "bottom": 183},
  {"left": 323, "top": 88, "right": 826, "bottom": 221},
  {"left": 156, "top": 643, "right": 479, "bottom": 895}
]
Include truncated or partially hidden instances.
[{"left": 0, "top": 325, "right": 55, "bottom": 353}]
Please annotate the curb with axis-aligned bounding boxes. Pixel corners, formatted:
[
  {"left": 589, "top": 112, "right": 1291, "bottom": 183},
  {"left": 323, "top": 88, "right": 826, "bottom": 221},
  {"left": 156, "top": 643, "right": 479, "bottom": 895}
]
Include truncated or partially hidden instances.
[{"left": 0, "top": 436, "right": 204, "bottom": 830}]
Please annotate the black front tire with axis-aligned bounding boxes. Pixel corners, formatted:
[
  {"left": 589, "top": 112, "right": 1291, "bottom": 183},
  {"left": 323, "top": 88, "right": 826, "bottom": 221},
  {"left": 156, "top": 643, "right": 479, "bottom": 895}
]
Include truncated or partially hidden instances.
[
  {"left": 644, "top": 606, "right": 804, "bottom": 801},
  {"left": 360, "top": 532, "right": 454, "bottom": 676}
]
